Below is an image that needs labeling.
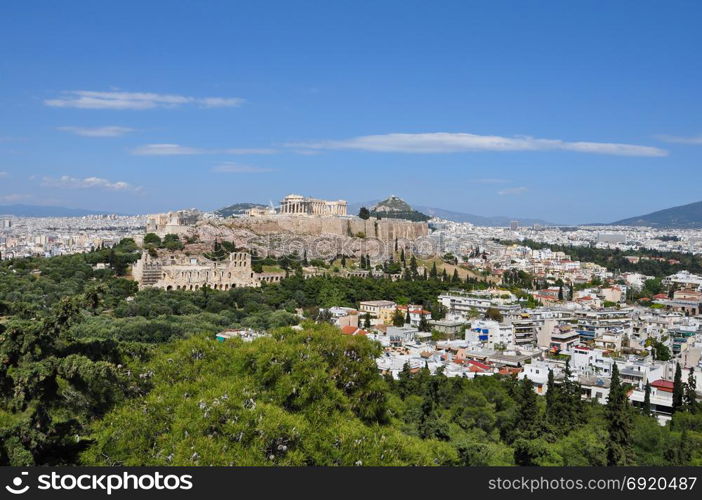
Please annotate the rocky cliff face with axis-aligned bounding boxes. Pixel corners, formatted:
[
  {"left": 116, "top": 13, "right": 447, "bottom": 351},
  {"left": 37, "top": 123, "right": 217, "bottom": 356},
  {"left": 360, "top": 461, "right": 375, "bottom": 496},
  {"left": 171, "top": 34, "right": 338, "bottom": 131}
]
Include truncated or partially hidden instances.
[{"left": 184, "top": 216, "right": 429, "bottom": 259}]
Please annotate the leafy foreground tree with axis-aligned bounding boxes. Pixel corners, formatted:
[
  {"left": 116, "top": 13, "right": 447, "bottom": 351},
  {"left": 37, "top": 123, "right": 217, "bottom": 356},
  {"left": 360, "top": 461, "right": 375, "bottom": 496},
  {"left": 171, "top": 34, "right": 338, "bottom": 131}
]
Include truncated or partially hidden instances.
[
  {"left": 0, "top": 296, "right": 149, "bottom": 465},
  {"left": 83, "top": 323, "right": 456, "bottom": 466}
]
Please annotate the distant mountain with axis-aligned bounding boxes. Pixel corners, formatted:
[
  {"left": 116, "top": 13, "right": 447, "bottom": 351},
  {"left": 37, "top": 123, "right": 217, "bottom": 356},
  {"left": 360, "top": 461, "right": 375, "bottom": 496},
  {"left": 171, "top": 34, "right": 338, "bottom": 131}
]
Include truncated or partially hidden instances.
[
  {"left": 369, "top": 196, "right": 431, "bottom": 222},
  {"left": 414, "top": 206, "right": 554, "bottom": 227},
  {"left": 215, "top": 202, "right": 268, "bottom": 217},
  {"left": 611, "top": 200, "right": 702, "bottom": 228},
  {"left": 0, "top": 204, "right": 115, "bottom": 217}
]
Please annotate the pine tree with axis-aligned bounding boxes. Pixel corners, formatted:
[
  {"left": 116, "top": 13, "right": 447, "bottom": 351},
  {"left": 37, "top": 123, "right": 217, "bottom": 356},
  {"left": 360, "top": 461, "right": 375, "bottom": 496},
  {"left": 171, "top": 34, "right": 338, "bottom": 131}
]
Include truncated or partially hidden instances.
[
  {"left": 363, "top": 312, "right": 372, "bottom": 329},
  {"left": 673, "top": 363, "right": 684, "bottom": 414},
  {"left": 405, "top": 308, "right": 411, "bottom": 325},
  {"left": 642, "top": 381, "right": 652, "bottom": 416},
  {"left": 606, "top": 363, "right": 632, "bottom": 465}
]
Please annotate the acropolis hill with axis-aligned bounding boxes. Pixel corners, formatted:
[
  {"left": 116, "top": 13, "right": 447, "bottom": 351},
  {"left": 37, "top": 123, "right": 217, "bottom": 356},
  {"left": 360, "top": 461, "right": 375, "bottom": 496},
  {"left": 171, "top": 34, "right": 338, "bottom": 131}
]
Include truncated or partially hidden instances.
[{"left": 145, "top": 194, "right": 429, "bottom": 259}]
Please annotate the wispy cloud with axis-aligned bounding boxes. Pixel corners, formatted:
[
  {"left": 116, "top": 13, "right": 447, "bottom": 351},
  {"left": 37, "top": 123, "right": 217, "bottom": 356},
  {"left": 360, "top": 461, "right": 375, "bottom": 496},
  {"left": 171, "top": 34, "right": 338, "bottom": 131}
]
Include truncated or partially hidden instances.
[
  {"left": 289, "top": 132, "right": 667, "bottom": 157},
  {"left": 222, "top": 148, "right": 277, "bottom": 155},
  {"left": 0, "top": 193, "right": 30, "bottom": 203},
  {"left": 132, "top": 144, "right": 201, "bottom": 155},
  {"left": 132, "top": 143, "right": 277, "bottom": 156},
  {"left": 655, "top": 133, "right": 702, "bottom": 145},
  {"left": 40, "top": 175, "right": 142, "bottom": 192},
  {"left": 0, "top": 171, "right": 8, "bottom": 178},
  {"left": 498, "top": 186, "right": 528, "bottom": 196},
  {"left": 57, "top": 125, "right": 135, "bottom": 137},
  {"left": 45, "top": 90, "right": 245, "bottom": 110},
  {"left": 212, "top": 162, "right": 275, "bottom": 173}
]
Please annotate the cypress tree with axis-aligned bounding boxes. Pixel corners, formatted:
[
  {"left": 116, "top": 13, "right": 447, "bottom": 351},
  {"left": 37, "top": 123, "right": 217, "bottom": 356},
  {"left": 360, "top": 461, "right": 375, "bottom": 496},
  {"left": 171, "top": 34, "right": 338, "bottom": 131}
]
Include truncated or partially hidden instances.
[
  {"left": 642, "top": 381, "right": 652, "bottom": 416},
  {"left": 545, "top": 369, "right": 558, "bottom": 425},
  {"left": 673, "top": 363, "right": 684, "bottom": 414},
  {"left": 562, "top": 358, "right": 583, "bottom": 427},
  {"left": 409, "top": 255, "right": 417, "bottom": 276},
  {"left": 518, "top": 377, "right": 539, "bottom": 439},
  {"left": 441, "top": 269, "right": 448, "bottom": 282},
  {"left": 430, "top": 262, "right": 438, "bottom": 279},
  {"left": 451, "top": 269, "right": 459, "bottom": 283},
  {"left": 685, "top": 367, "right": 697, "bottom": 413},
  {"left": 606, "top": 363, "right": 632, "bottom": 465}
]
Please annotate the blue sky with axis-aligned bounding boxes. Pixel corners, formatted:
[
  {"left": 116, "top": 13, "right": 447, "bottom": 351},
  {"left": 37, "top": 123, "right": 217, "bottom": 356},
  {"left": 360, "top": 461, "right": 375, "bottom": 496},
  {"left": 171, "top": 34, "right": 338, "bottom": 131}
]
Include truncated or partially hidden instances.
[{"left": 1, "top": 0, "right": 701, "bottom": 224}]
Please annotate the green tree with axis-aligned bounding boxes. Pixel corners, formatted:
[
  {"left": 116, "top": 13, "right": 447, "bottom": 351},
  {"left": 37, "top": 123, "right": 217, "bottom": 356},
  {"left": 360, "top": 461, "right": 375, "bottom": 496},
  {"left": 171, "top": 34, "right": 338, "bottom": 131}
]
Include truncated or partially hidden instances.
[
  {"left": 485, "top": 307, "right": 503, "bottom": 322},
  {"left": 143, "top": 233, "right": 161, "bottom": 247},
  {"left": 685, "top": 367, "right": 697, "bottom": 413},
  {"left": 673, "top": 363, "right": 684, "bottom": 414},
  {"left": 642, "top": 381, "right": 652, "bottom": 416},
  {"left": 162, "top": 233, "right": 184, "bottom": 251},
  {"left": 392, "top": 309, "right": 406, "bottom": 327},
  {"left": 606, "top": 363, "right": 633, "bottom": 465},
  {"left": 358, "top": 207, "right": 370, "bottom": 220}
]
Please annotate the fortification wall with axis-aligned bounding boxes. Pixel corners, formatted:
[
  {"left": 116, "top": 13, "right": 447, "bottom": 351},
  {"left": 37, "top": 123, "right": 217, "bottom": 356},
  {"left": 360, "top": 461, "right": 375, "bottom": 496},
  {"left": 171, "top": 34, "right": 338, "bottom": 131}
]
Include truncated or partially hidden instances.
[{"left": 220, "top": 216, "right": 428, "bottom": 241}]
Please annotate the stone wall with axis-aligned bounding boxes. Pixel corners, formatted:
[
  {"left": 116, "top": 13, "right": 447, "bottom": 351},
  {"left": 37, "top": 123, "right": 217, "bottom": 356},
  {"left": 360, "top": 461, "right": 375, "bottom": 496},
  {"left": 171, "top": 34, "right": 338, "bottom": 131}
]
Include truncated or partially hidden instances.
[
  {"left": 175, "top": 216, "right": 431, "bottom": 260},
  {"left": 222, "top": 216, "right": 428, "bottom": 241}
]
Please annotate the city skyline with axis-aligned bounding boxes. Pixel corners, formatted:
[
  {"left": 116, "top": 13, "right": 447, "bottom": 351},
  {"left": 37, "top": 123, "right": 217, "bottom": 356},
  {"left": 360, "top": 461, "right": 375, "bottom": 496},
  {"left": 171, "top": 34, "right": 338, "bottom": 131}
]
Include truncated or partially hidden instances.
[{"left": 2, "top": 0, "right": 702, "bottom": 224}]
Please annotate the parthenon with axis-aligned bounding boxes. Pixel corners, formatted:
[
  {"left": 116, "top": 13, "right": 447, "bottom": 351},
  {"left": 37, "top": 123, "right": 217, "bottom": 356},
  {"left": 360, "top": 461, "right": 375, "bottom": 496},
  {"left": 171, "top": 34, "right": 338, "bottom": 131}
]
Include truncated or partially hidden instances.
[{"left": 279, "top": 194, "right": 347, "bottom": 216}]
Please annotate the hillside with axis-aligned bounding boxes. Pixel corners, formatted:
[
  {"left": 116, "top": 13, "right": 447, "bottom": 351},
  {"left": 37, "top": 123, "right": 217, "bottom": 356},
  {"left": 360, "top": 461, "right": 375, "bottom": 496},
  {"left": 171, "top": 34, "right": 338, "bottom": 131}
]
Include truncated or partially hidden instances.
[
  {"left": 215, "top": 202, "right": 268, "bottom": 217},
  {"left": 368, "top": 195, "right": 431, "bottom": 222},
  {"left": 612, "top": 200, "right": 702, "bottom": 228}
]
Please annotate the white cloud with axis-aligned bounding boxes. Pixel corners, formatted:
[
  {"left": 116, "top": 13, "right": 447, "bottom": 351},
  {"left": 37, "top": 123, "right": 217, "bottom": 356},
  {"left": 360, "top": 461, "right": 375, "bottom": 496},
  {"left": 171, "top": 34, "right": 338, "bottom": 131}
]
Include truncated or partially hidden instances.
[
  {"left": 289, "top": 132, "right": 667, "bottom": 157},
  {"left": 0, "top": 193, "right": 30, "bottom": 203},
  {"left": 212, "top": 162, "right": 274, "bottom": 173},
  {"left": 0, "top": 171, "right": 8, "bottom": 177},
  {"left": 656, "top": 134, "right": 702, "bottom": 145},
  {"left": 41, "top": 176, "right": 141, "bottom": 192},
  {"left": 498, "top": 186, "right": 528, "bottom": 196},
  {"left": 45, "top": 90, "right": 244, "bottom": 110},
  {"left": 198, "top": 97, "right": 245, "bottom": 108},
  {"left": 132, "top": 144, "right": 277, "bottom": 156},
  {"left": 131, "top": 144, "right": 202, "bottom": 156},
  {"left": 222, "top": 148, "right": 277, "bottom": 155},
  {"left": 57, "top": 126, "right": 135, "bottom": 137}
]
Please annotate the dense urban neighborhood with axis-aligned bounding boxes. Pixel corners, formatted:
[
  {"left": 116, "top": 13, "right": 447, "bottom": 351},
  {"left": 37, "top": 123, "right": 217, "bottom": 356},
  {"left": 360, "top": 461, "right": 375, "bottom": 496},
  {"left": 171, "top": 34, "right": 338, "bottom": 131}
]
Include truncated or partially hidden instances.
[{"left": 1, "top": 195, "right": 701, "bottom": 466}]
